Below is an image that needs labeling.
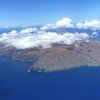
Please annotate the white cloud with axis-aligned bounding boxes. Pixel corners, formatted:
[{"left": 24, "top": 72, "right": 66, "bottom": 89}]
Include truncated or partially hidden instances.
[
  {"left": 0, "top": 27, "right": 89, "bottom": 49},
  {"left": 41, "top": 18, "right": 100, "bottom": 31},
  {"left": 40, "top": 24, "right": 55, "bottom": 30},
  {"left": 20, "top": 27, "right": 38, "bottom": 34},
  {"left": 92, "top": 32, "right": 98, "bottom": 35},
  {"left": 56, "top": 18, "right": 73, "bottom": 28},
  {"left": 76, "top": 20, "right": 100, "bottom": 30},
  {"left": 41, "top": 18, "right": 74, "bottom": 30}
]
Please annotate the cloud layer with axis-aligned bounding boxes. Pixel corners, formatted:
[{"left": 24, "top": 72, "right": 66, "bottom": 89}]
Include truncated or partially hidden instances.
[
  {"left": 76, "top": 20, "right": 100, "bottom": 30},
  {"left": 40, "top": 18, "right": 100, "bottom": 31},
  {"left": 0, "top": 28, "right": 89, "bottom": 49},
  {"left": 0, "top": 17, "right": 99, "bottom": 49}
]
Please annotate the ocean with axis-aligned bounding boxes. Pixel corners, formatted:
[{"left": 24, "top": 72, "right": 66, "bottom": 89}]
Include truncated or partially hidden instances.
[{"left": 0, "top": 56, "right": 100, "bottom": 100}]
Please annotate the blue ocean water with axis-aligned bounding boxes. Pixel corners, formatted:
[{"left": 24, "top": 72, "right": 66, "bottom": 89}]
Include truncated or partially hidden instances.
[{"left": 0, "top": 56, "right": 100, "bottom": 100}]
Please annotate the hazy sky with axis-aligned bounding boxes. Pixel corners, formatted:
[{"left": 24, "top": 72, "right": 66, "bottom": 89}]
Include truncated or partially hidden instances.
[{"left": 0, "top": 0, "right": 100, "bottom": 27}]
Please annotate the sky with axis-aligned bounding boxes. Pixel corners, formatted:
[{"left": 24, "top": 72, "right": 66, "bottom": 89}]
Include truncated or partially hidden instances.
[{"left": 0, "top": 0, "right": 100, "bottom": 27}]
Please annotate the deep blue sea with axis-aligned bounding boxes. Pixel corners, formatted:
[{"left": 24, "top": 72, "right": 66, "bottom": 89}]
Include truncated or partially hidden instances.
[{"left": 0, "top": 56, "right": 100, "bottom": 100}]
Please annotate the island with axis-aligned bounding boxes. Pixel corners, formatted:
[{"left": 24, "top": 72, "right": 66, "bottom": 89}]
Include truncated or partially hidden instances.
[{"left": 0, "top": 40, "right": 100, "bottom": 72}]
